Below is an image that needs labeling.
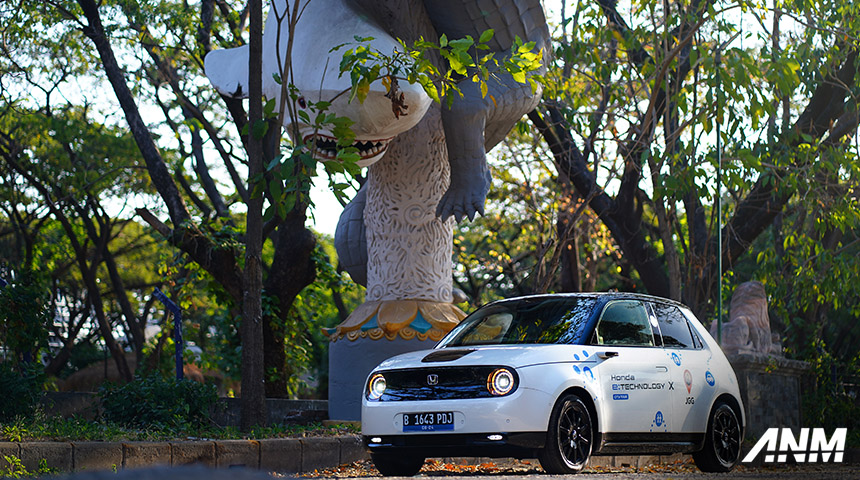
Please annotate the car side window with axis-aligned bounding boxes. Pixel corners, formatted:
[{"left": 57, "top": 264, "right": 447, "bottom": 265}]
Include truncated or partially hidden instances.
[
  {"left": 593, "top": 300, "right": 655, "bottom": 346},
  {"left": 652, "top": 303, "right": 695, "bottom": 349},
  {"left": 680, "top": 307, "right": 705, "bottom": 349}
]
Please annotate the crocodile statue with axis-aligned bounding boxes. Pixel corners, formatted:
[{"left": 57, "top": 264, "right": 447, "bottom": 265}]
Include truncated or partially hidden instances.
[{"left": 205, "top": 0, "right": 549, "bottom": 419}]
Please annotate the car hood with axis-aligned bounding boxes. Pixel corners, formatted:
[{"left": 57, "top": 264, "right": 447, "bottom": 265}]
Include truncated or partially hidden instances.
[{"left": 374, "top": 344, "right": 600, "bottom": 371}]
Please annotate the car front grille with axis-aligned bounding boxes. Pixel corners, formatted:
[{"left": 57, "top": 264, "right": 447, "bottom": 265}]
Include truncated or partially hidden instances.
[{"left": 373, "top": 366, "right": 516, "bottom": 401}]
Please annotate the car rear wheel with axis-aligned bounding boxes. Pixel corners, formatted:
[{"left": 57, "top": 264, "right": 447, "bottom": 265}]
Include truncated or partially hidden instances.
[
  {"left": 693, "top": 401, "right": 742, "bottom": 472},
  {"left": 371, "top": 452, "right": 425, "bottom": 476},
  {"left": 538, "top": 393, "right": 593, "bottom": 474}
]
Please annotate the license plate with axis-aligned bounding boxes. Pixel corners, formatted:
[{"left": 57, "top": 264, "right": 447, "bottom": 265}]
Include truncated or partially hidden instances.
[{"left": 403, "top": 411, "right": 454, "bottom": 432}]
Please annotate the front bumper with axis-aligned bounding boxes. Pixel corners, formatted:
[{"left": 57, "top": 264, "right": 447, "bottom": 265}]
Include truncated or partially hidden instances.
[
  {"left": 362, "top": 386, "right": 554, "bottom": 435},
  {"left": 363, "top": 432, "right": 545, "bottom": 459}
]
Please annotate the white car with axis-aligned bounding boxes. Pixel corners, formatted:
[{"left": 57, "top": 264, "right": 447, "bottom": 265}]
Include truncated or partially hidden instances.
[{"left": 362, "top": 293, "right": 744, "bottom": 475}]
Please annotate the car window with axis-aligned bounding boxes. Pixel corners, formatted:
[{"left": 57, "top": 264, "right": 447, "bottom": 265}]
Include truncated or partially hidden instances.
[
  {"left": 593, "top": 300, "right": 655, "bottom": 346},
  {"left": 439, "top": 297, "right": 598, "bottom": 346},
  {"left": 652, "top": 303, "right": 695, "bottom": 348},
  {"left": 680, "top": 307, "right": 705, "bottom": 349}
]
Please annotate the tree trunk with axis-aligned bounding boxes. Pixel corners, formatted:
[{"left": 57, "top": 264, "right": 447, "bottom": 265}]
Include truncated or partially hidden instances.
[
  {"left": 240, "top": 0, "right": 267, "bottom": 431},
  {"left": 557, "top": 176, "right": 581, "bottom": 292},
  {"left": 264, "top": 206, "right": 317, "bottom": 397}
]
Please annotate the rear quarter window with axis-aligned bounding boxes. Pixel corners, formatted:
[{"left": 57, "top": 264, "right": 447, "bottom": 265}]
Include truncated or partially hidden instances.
[{"left": 652, "top": 303, "right": 696, "bottom": 349}]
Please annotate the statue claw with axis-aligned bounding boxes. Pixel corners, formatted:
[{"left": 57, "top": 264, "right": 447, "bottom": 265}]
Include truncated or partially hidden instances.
[{"left": 435, "top": 163, "right": 490, "bottom": 222}]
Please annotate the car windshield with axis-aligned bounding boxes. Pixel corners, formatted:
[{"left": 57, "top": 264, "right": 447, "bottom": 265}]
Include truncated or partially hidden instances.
[{"left": 438, "top": 297, "right": 598, "bottom": 347}]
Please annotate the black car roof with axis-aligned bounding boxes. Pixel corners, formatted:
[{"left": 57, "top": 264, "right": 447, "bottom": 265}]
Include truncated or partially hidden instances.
[{"left": 485, "top": 292, "right": 691, "bottom": 310}]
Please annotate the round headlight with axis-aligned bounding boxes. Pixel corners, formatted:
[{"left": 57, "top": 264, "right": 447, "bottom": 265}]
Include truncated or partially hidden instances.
[
  {"left": 487, "top": 368, "right": 515, "bottom": 396},
  {"left": 368, "top": 373, "right": 387, "bottom": 400}
]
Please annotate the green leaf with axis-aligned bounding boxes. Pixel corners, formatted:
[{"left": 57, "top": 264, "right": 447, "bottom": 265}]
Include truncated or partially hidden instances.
[
  {"left": 269, "top": 178, "right": 283, "bottom": 200},
  {"left": 266, "top": 155, "right": 282, "bottom": 171},
  {"left": 263, "top": 98, "right": 276, "bottom": 117},
  {"left": 479, "top": 29, "right": 494, "bottom": 44},
  {"left": 252, "top": 119, "right": 268, "bottom": 139}
]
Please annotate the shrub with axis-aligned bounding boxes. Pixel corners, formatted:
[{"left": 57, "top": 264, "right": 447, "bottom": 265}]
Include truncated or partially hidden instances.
[
  {"left": 0, "top": 272, "right": 51, "bottom": 363},
  {"left": 802, "top": 349, "right": 860, "bottom": 447},
  {"left": 99, "top": 374, "right": 217, "bottom": 429},
  {"left": 0, "top": 455, "right": 56, "bottom": 478},
  {"left": 0, "top": 362, "right": 44, "bottom": 422}
]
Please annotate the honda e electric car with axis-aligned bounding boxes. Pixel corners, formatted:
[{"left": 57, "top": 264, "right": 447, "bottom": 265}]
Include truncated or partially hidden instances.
[{"left": 361, "top": 293, "right": 744, "bottom": 475}]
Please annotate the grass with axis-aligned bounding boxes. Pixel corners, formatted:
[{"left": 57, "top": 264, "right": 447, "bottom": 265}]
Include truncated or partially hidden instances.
[{"left": 0, "top": 410, "right": 360, "bottom": 443}]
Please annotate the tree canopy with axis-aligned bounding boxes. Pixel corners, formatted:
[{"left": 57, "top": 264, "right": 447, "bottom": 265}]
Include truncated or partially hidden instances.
[{"left": 0, "top": 0, "right": 857, "bottom": 420}]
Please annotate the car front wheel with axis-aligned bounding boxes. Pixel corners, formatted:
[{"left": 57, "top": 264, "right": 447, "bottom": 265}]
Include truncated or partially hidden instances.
[
  {"left": 371, "top": 452, "right": 425, "bottom": 476},
  {"left": 538, "top": 393, "right": 593, "bottom": 474},
  {"left": 693, "top": 401, "right": 742, "bottom": 472}
]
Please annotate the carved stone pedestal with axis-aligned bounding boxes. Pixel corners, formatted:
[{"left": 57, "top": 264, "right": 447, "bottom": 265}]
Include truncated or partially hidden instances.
[{"left": 727, "top": 353, "right": 811, "bottom": 438}]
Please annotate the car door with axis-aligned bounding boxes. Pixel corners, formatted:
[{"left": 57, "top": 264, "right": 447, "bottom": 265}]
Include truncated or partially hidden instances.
[
  {"left": 592, "top": 299, "right": 673, "bottom": 433},
  {"left": 651, "top": 302, "right": 711, "bottom": 433}
]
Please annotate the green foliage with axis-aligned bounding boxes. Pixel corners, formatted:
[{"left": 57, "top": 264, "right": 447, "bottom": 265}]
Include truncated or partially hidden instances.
[
  {"left": 0, "top": 412, "right": 358, "bottom": 442},
  {"left": 753, "top": 147, "right": 860, "bottom": 360},
  {"left": 249, "top": 85, "right": 363, "bottom": 221},
  {"left": 0, "top": 455, "right": 57, "bottom": 478},
  {"left": 452, "top": 134, "right": 630, "bottom": 305},
  {"left": 335, "top": 30, "right": 543, "bottom": 108},
  {"left": 0, "top": 362, "right": 44, "bottom": 422},
  {"left": 288, "top": 235, "right": 364, "bottom": 397},
  {"left": 99, "top": 374, "right": 217, "bottom": 429},
  {"left": 0, "top": 272, "right": 50, "bottom": 363},
  {"left": 801, "top": 345, "right": 860, "bottom": 447}
]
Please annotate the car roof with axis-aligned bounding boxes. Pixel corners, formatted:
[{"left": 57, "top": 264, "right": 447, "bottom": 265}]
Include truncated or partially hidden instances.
[{"left": 486, "top": 292, "right": 691, "bottom": 311}]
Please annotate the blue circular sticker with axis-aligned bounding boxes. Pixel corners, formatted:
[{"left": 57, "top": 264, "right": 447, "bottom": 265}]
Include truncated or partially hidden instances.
[
  {"left": 671, "top": 352, "right": 681, "bottom": 366},
  {"left": 583, "top": 366, "right": 594, "bottom": 381},
  {"left": 655, "top": 411, "right": 663, "bottom": 427},
  {"left": 705, "top": 370, "right": 715, "bottom": 386}
]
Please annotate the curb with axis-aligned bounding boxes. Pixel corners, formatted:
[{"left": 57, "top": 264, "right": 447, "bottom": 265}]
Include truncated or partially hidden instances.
[
  {"left": 5, "top": 439, "right": 858, "bottom": 474},
  {"left": 0, "top": 436, "right": 362, "bottom": 474}
]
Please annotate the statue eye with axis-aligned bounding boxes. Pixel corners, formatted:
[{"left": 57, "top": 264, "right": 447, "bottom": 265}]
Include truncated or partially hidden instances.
[{"left": 297, "top": 96, "right": 307, "bottom": 109}]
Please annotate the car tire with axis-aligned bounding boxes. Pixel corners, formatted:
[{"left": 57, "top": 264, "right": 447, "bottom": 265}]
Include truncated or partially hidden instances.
[
  {"left": 371, "top": 452, "right": 425, "bottom": 476},
  {"left": 693, "top": 401, "right": 742, "bottom": 472},
  {"left": 538, "top": 393, "right": 593, "bottom": 474}
]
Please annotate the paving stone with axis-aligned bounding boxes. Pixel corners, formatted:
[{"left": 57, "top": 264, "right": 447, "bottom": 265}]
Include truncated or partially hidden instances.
[
  {"left": 259, "top": 438, "right": 302, "bottom": 473},
  {"left": 18, "top": 441, "right": 72, "bottom": 473},
  {"left": 73, "top": 442, "right": 122, "bottom": 472},
  {"left": 215, "top": 440, "right": 259, "bottom": 469},
  {"left": 171, "top": 441, "right": 216, "bottom": 467},
  {"left": 338, "top": 436, "right": 368, "bottom": 465},
  {"left": 660, "top": 452, "right": 689, "bottom": 465},
  {"left": 586, "top": 455, "right": 612, "bottom": 467},
  {"left": 123, "top": 443, "right": 171, "bottom": 469},
  {"left": 299, "top": 437, "right": 340, "bottom": 472},
  {"left": 639, "top": 455, "right": 665, "bottom": 468},
  {"left": 611, "top": 455, "right": 639, "bottom": 468}
]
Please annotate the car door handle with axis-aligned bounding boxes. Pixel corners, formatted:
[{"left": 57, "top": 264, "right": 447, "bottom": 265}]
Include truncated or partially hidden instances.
[
  {"left": 655, "top": 366, "right": 668, "bottom": 372},
  {"left": 597, "top": 351, "right": 618, "bottom": 359}
]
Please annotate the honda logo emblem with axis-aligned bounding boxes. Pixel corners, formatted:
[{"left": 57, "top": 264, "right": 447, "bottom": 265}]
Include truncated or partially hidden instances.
[{"left": 427, "top": 374, "right": 438, "bottom": 385}]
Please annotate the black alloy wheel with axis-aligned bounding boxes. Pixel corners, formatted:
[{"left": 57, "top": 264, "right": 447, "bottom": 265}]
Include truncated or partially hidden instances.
[
  {"left": 693, "top": 401, "right": 742, "bottom": 472},
  {"left": 371, "top": 452, "right": 425, "bottom": 476},
  {"left": 539, "top": 393, "right": 593, "bottom": 474}
]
